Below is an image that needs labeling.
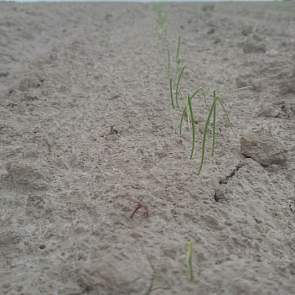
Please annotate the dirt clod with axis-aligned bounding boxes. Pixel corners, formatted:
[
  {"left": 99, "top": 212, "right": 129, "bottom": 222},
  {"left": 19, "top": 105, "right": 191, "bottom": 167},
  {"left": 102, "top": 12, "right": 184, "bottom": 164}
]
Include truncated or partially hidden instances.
[{"left": 240, "top": 130, "right": 287, "bottom": 167}]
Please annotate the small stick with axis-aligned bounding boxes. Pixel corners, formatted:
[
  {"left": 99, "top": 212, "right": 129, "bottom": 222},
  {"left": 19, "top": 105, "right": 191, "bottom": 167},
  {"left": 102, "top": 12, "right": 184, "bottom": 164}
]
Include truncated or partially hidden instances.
[{"left": 130, "top": 202, "right": 149, "bottom": 219}]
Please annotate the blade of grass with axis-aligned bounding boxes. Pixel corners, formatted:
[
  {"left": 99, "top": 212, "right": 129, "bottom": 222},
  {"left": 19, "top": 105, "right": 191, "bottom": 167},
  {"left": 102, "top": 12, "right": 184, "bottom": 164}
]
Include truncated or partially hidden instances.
[
  {"left": 169, "top": 78, "right": 174, "bottom": 109},
  {"left": 179, "top": 106, "right": 187, "bottom": 135},
  {"left": 186, "top": 240, "right": 193, "bottom": 281},
  {"left": 176, "top": 35, "right": 181, "bottom": 69},
  {"left": 179, "top": 88, "right": 201, "bottom": 137},
  {"left": 212, "top": 100, "right": 216, "bottom": 156},
  {"left": 167, "top": 48, "right": 175, "bottom": 109},
  {"left": 187, "top": 95, "right": 196, "bottom": 159},
  {"left": 167, "top": 48, "right": 171, "bottom": 80},
  {"left": 190, "top": 88, "right": 203, "bottom": 100},
  {"left": 218, "top": 96, "right": 233, "bottom": 131},
  {"left": 198, "top": 91, "right": 219, "bottom": 175},
  {"left": 175, "top": 65, "right": 185, "bottom": 108}
]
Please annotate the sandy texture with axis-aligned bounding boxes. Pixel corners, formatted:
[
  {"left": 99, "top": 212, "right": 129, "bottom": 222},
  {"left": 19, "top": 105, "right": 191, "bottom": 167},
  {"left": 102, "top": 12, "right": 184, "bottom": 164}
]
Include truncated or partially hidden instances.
[{"left": 0, "top": 2, "right": 295, "bottom": 294}]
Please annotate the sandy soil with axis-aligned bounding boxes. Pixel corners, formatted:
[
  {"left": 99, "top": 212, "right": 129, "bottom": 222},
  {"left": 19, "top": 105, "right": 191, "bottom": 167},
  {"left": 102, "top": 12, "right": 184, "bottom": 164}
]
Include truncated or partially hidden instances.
[{"left": 0, "top": 2, "right": 295, "bottom": 294}]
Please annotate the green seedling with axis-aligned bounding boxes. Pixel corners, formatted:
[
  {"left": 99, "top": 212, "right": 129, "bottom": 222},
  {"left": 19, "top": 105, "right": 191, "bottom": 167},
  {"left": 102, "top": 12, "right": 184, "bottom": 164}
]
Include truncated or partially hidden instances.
[
  {"left": 176, "top": 36, "right": 182, "bottom": 73},
  {"left": 175, "top": 36, "right": 184, "bottom": 108},
  {"left": 168, "top": 36, "right": 185, "bottom": 109},
  {"left": 179, "top": 89, "right": 202, "bottom": 158},
  {"left": 186, "top": 240, "right": 194, "bottom": 281},
  {"left": 187, "top": 94, "right": 195, "bottom": 159},
  {"left": 175, "top": 65, "right": 185, "bottom": 108},
  {"left": 169, "top": 78, "right": 174, "bottom": 109},
  {"left": 153, "top": 3, "right": 167, "bottom": 36},
  {"left": 198, "top": 91, "right": 231, "bottom": 175},
  {"left": 160, "top": 25, "right": 232, "bottom": 175},
  {"left": 212, "top": 99, "right": 217, "bottom": 156},
  {"left": 167, "top": 49, "right": 175, "bottom": 109},
  {"left": 167, "top": 48, "right": 171, "bottom": 79}
]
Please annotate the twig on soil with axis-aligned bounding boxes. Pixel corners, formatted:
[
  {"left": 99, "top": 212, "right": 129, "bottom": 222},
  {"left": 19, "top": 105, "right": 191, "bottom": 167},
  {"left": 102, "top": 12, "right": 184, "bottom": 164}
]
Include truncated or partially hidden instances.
[{"left": 129, "top": 202, "right": 149, "bottom": 219}]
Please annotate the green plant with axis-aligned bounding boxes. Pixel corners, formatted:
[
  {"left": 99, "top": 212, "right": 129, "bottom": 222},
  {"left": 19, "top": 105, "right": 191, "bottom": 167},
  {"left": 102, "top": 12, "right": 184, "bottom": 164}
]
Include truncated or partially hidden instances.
[
  {"left": 186, "top": 240, "right": 193, "bottom": 281},
  {"left": 175, "top": 65, "right": 185, "bottom": 109},
  {"left": 176, "top": 36, "right": 182, "bottom": 74},
  {"left": 167, "top": 49, "right": 175, "bottom": 109},
  {"left": 168, "top": 36, "right": 185, "bottom": 109},
  {"left": 159, "top": 20, "right": 232, "bottom": 175},
  {"left": 198, "top": 91, "right": 231, "bottom": 175},
  {"left": 153, "top": 3, "right": 167, "bottom": 36},
  {"left": 169, "top": 78, "right": 174, "bottom": 109},
  {"left": 179, "top": 89, "right": 202, "bottom": 158}
]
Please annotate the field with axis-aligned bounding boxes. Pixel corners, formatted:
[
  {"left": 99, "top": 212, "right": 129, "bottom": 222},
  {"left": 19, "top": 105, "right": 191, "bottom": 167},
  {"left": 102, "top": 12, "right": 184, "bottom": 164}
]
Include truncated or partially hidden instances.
[{"left": 0, "top": 2, "right": 295, "bottom": 294}]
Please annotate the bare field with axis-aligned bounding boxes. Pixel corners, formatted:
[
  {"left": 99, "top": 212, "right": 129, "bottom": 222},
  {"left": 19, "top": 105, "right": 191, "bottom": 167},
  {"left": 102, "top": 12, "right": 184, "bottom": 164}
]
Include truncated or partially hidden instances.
[{"left": 0, "top": 2, "right": 295, "bottom": 294}]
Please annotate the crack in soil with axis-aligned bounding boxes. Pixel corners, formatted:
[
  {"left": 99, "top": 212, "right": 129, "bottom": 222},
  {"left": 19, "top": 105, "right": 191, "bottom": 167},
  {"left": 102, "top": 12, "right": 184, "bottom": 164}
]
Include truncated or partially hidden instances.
[
  {"left": 214, "top": 162, "right": 246, "bottom": 202},
  {"left": 219, "top": 162, "right": 245, "bottom": 185}
]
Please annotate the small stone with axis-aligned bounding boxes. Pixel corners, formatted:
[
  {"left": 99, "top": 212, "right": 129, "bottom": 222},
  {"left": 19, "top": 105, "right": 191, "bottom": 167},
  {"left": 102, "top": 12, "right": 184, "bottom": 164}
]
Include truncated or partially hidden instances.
[
  {"left": 207, "top": 27, "right": 215, "bottom": 34},
  {"left": 0, "top": 72, "right": 9, "bottom": 78},
  {"left": 23, "top": 93, "right": 39, "bottom": 101},
  {"left": 201, "top": 4, "right": 215, "bottom": 12},
  {"left": 236, "top": 76, "right": 249, "bottom": 89},
  {"left": 26, "top": 195, "right": 46, "bottom": 218},
  {"left": 252, "top": 33, "right": 264, "bottom": 42},
  {"left": 2, "top": 282, "right": 10, "bottom": 289},
  {"left": 280, "top": 77, "right": 295, "bottom": 95},
  {"left": 5, "top": 162, "right": 48, "bottom": 191},
  {"left": 214, "top": 188, "right": 226, "bottom": 202},
  {"left": 242, "top": 39, "right": 266, "bottom": 54},
  {"left": 241, "top": 25, "right": 253, "bottom": 36},
  {"left": 214, "top": 37, "right": 221, "bottom": 44},
  {"left": 256, "top": 104, "right": 281, "bottom": 118},
  {"left": 257, "top": 101, "right": 295, "bottom": 119},
  {"left": 235, "top": 75, "right": 261, "bottom": 91},
  {"left": 240, "top": 130, "right": 287, "bottom": 167},
  {"left": 104, "top": 13, "right": 112, "bottom": 21},
  {"left": 18, "top": 74, "right": 44, "bottom": 91}
]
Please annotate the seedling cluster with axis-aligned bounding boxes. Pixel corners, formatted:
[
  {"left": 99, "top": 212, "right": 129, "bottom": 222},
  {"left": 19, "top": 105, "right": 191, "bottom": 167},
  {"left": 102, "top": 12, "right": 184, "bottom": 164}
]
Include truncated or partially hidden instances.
[
  {"left": 152, "top": 5, "right": 232, "bottom": 284},
  {"left": 168, "top": 36, "right": 231, "bottom": 175}
]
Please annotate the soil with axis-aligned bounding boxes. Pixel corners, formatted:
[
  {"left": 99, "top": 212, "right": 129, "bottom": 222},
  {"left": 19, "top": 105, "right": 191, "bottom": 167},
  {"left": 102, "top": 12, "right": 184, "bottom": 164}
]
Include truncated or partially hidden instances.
[{"left": 0, "top": 2, "right": 295, "bottom": 295}]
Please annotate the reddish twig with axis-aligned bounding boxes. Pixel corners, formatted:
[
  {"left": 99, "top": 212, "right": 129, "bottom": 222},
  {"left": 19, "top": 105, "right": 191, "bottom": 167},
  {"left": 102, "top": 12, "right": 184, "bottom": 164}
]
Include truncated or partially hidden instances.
[{"left": 130, "top": 202, "right": 149, "bottom": 219}]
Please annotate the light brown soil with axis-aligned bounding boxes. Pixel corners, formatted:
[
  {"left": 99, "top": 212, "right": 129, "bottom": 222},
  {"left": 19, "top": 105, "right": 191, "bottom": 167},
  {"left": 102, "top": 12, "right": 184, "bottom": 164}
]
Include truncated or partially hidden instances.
[{"left": 0, "top": 2, "right": 295, "bottom": 295}]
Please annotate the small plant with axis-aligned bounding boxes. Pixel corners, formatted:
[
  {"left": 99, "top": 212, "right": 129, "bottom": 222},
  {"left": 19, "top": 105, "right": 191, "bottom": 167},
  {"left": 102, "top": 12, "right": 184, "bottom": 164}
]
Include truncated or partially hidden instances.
[
  {"left": 179, "top": 89, "right": 203, "bottom": 159},
  {"left": 198, "top": 90, "right": 232, "bottom": 175},
  {"left": 153, "top": 3, "right": 167, "bottom": 36},
  {"left": 175, "top": 65, "right": 185, "bottom": 109},
  {"left": 168, "top": 36, "right": 185, "bottom": 109},
  {"left": 186, "top": 240, "right": 194, "bottom": 281},
  {"left": 201, "top": 4, "right": 215, "bottom": 13},
  {"left": 156, "top": 15, "right": 232, "bottom": 175},
  {"left": 175, "top": 35, "right": 182, "bottom": 74},
  {"left": 169, "top": 77, "right": 174, "bottom": 109},
  {"left": 177, "top": 87, "right": 231, "bottom": 174}
]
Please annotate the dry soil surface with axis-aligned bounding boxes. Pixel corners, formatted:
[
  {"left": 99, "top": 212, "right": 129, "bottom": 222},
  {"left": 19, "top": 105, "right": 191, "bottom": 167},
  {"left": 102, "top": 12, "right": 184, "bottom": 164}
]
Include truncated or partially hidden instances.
[{"left": 0, "top": 2, "right": 295, "bottom": 295}]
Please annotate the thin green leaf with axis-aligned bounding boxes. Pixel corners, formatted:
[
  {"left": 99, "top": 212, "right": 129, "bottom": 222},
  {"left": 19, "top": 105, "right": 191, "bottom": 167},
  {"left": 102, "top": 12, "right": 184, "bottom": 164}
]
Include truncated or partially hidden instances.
[
  {"left": 186, "top": 240, "right": 193, "bottom": 281},
  {"left": 218, "top": 96, "right": 233, "bottom": 131},
  {"left": 212, "top": 99, "right": 217, "bottom": 156},
  {"left": 169, "top": 78, "right": 174, "bottom": 109},
  {"left": 179, "top": 106, "right": 187, "bottom": 136},
  {"left": 167, "top": 48, "right": 171, "bottom": 80},
  {"left": 187, "top": 95, "right": 196, "bottom": 159},
  {"left": 175, "top": 65, "right": 185, "bottom": 108},
  {"left": 198, "top": 92, "right": 219, "bottom": 175},
  {"left": 190, "top": 88, "right": 202, "bottom": 100},
  {"left": 176, "top": 35, "right": 181, "bottom": 67}
]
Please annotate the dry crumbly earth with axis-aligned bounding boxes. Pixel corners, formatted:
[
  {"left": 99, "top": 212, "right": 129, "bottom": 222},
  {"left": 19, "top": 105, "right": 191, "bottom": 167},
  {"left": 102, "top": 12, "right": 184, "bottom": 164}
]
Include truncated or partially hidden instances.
[{"left": 0, "top": 2, "right": 295, "bottom": 295}]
